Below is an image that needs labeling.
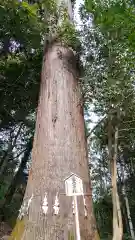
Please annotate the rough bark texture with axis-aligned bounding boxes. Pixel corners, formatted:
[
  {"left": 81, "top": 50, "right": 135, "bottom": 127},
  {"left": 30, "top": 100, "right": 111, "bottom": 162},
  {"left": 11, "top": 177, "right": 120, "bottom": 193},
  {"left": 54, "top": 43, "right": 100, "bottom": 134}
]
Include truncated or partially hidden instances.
[{"left": 10, "top": 43, "right": 96, "bottom": 239}]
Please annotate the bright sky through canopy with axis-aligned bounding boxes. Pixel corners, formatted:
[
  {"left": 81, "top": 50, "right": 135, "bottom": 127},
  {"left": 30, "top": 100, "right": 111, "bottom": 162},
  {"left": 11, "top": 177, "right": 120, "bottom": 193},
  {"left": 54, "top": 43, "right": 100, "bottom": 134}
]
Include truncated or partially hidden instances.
[{"left": 74, "top": 0, "right": 83, "bottom": 28}]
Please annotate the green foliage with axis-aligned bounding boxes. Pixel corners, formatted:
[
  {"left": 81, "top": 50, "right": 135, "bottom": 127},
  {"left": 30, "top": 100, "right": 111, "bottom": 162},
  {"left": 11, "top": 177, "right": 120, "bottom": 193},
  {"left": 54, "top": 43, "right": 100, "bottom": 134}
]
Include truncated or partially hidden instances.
[
  {"left": 85, "top": 0, "right": 135, "bottom": 51},
  {"left": 0, "top": 0, "right": 43, "bottom": 50},
  {"left": 44, "top": 2, "right": 80, "bottom": 50},
  {"left": 94, "top": 194, "right": 112, "bottom": 239},
  {"left": 0, "top": 0, "right": 44, "bottom": 129},
  {"left": 57, "top": 20, "right": 79, "bottom": 49}
]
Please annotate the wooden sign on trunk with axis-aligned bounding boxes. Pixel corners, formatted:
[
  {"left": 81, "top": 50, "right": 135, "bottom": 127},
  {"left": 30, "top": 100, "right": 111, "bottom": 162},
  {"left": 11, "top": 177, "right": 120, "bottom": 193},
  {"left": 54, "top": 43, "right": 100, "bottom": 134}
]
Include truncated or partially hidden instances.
[{"left": 64, "top": 173, "right": 84, "bottom": 196}]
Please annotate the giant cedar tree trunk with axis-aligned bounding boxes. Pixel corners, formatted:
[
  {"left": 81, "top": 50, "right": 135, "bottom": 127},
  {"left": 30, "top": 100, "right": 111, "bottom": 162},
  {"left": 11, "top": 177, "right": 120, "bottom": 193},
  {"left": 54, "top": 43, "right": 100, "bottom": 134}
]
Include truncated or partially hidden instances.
[{"left": 10, "top": 43, "right": 96, "bottom": 240}]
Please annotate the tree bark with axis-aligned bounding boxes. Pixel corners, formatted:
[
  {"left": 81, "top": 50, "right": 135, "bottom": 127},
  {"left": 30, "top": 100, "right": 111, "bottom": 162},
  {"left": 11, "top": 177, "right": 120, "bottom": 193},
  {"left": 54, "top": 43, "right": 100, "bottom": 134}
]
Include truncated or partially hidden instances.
[{"left": 10, "top": 43, "right": 97, "bottom": 240}]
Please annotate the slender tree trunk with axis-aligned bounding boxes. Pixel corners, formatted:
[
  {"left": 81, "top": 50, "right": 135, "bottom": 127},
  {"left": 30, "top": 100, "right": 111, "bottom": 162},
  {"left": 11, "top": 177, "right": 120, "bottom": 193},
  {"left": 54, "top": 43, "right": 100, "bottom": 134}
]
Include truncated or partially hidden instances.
[
  {"left": 117, "top": 171, "right": 129, "bottom": 235},
  {"left": 0, "top": 123, "right": 23, "bottom": 176},
  {"left": 108, "top": 116, "right": 123, "bottom": 240},
  {"left": 120, "top": 154, "right": 135, "bottom": 240},
  {"left": 1, "top": 137, "right": 33, "bottom": 210},
  {"left": 114, "top": 128, "right": 123, "bottom": 240},
  {"left": 124, "top": 191, "right": 135, "bottom": 239},
  {"left": 9, "top": 43, "right": 97, "bottom": 240}
]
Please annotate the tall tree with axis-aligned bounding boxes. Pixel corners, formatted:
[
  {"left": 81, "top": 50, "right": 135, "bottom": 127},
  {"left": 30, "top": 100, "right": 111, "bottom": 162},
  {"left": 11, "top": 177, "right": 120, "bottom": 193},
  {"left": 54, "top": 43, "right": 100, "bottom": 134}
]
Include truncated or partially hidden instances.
[{"left": 9, "top": 0, "right": 98, "bottom": 239}]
